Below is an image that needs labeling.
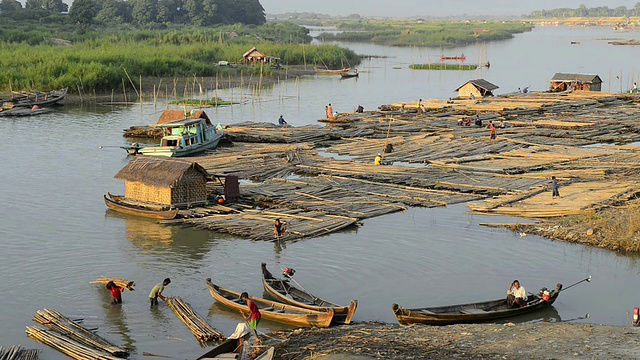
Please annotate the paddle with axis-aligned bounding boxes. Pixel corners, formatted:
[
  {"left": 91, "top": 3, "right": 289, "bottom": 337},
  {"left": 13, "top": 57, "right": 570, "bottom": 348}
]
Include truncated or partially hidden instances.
[{"left": 559, "top": 275, "right": 591, "bottom": 293}]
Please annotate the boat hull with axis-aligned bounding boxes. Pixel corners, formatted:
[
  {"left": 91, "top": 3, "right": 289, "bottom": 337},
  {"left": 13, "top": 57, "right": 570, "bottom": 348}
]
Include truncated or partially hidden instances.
[
  {"left": 261, "top": 263, "right": 357, "bottom": 324},
  {"left": 103, "top": 194, "right": 179, "bottom": 220},
  {"left": 197, "top": 339, "right": 274, "bottom": 360},
  {"left": 138, "top": 132, "right": 223, "bottom": 157},
  {"left": 205, "top": 278, "right": 333, "bottom": 328},
  {"left": 392, "top": 283, "right": 562, "bottom": 325}
]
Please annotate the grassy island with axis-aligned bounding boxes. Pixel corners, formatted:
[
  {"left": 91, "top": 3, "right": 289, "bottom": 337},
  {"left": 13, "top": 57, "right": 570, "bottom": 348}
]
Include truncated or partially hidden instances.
[
  {"left": 0, "top": 21, "right": 360, "bottom": 93},
  {"left": 316, "top": 20, "right": 533, "bottom": 47}
]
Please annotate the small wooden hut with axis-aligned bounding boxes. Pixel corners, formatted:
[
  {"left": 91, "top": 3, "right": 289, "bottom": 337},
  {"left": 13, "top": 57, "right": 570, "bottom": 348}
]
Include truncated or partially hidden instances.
[
  {"left": 114, "top": 157, "right": 210, "bottom": 207},
  {"left": 550, "top": 73, "right": 602, "bottom": 92},
  {"left": 454, "top": 79, "right": 499, "bottom": 98},
  {"left": 243, "top": 47, "right": 266, "bottom": 64}
]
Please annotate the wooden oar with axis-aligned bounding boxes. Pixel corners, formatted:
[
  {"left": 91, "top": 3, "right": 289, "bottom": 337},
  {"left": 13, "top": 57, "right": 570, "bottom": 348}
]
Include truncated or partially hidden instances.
[{"left": 282, "top": 271, "right": 317, "bottom": 302}]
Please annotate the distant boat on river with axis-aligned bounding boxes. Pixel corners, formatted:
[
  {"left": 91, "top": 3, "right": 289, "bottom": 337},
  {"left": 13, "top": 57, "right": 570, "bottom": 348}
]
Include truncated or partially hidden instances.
[
  {"left": 440, "top": 54, "right": 466, "bottom": 61},
  {"left": 1, "top": 88, "right": 67, "bottom": 108}
]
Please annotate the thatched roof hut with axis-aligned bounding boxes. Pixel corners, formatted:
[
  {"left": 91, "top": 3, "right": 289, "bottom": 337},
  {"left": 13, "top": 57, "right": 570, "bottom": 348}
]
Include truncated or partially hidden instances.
[
  {"left": 550, "top": 73, "right": 602, "bottom": 92},
  {"left": 156, "top": 109, "right": 212, "bottom": 126},
  {"left": 454, "top": 79, "right": 499, "bottom": 98},
  {"left": 114, "top": 156, "right": 210, "bottom": 207},
  {"left": 243, "top": 47, "right": 267, "bottom": 64}
]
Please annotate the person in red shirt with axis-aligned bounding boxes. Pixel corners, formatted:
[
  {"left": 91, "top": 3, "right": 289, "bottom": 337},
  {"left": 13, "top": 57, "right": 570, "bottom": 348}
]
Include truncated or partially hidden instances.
[
  {"left": 487, "top": 120, "right": 497, "bottom": 144},
  {"left": 106, "top": 281, "right": 123, "bottom": 304},
  {"left": 240, "top": 292, "right": 262, "bottom": 344}
]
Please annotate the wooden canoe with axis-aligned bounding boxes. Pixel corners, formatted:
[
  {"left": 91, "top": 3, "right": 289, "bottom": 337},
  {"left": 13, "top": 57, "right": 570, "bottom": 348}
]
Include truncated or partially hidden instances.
[
  {"left": 103, "top": 194, "right": 179, "bottom": 220},
  {"left": 196, "top": 338, "right": 275, "bottom": 360},
  {"left": 392, "top": 283, "right": 562, "bottom": 325},
  {"left": 314, "top": 67, "right": 350, "bottom": 75},
  {"left": 261, "top": 263, "right": 357, "bottom": 325},
  {"left": 205, "top": 278, "right": 334, "bottom": 328}
]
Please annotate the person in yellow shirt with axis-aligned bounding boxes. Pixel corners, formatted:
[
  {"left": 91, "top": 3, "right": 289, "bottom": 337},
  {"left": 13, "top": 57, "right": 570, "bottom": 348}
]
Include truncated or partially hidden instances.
[{"left": 374, "top": 153, "right": 382, "bottom": 166}]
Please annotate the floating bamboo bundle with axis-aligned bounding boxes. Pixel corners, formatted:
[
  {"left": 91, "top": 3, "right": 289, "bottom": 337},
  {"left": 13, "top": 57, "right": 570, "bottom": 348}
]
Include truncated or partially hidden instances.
[
  {"left": 90, "top": 277, "right": 135, "bottom": 291},
  {"left": 32, "top": 309, "right": 128, "bottom": 357},
  {"left": 26, "top": 326, "right": 121, "bottom": 360},
  {"left": 167, "top": 297, "right": 224, "bottom": 342},
  {"left": 0, "top": 345, "right": 39, "bottom": 360}
]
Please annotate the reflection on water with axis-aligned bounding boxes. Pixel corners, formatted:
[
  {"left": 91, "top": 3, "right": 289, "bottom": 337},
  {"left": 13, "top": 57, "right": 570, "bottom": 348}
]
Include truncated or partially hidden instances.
[
  {"left": 97, "top": 289, "right": 136, "bottom": 353},
  {"left": 6, "top": 26, "right": 640, "bottom": 359}
]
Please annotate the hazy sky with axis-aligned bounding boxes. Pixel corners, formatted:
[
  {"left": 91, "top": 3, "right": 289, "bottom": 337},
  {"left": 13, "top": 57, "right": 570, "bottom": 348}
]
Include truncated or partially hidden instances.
[{"left": 261, "top": 0, "right": 640, "bottom": 17}]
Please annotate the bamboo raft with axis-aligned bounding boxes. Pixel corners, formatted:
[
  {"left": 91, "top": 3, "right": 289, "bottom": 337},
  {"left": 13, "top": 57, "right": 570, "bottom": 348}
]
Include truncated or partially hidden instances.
[
  {"left": 149, "top": 91, "right": 640, "bottom": 239},
  {"left": 90, "top": 277, "right": 135, "bottom": 291},
  {"left": 0, "top": 346, "right": 39, "bottom": 360},
  {"left": 167, "top": 297, "right": 224, "bottom": 342},
  {"left": 31, "top": 309, "right": 128, "bottom": 357},
  {"left": 26, "top": 326, "right": 122, "bottom": 360}
]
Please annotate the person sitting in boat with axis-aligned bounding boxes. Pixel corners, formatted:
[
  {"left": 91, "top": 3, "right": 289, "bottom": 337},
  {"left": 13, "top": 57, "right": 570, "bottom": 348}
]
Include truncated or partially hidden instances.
[
  {"left": 278, "top": 115, "right": 287, "bottom": 126},
  {"left": 507, "top": 280, "right": 527, "bottom": 308},
  {"left": 274, "top": 218, "right": 287, "bottom": 238}
]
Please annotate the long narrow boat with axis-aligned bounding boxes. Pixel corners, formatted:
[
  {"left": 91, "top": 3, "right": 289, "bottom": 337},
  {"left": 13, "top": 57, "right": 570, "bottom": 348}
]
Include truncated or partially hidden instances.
[
  {"left": 196, "top": 338, "right": 275, "bottom": 360},
  {"left": 440, "top": 55, "right": 466, "bottom": 61},
  {"left": 314, "top": 67, "right": 350, "bottom": 75},
  {"left": 3, "top": 88, "right": 68, "bottom": 107},
  {"left": 205, "top": 278, "right": 334, "bottom": 328},
  {"left": 260, "top": 263, "right": 357, "bottom": 325},
  {"left": 103, "top": 194, "right": 179, "bottom": 220},
  {"left": 392, "top": 283, "right": 562, "bottom": 325}
]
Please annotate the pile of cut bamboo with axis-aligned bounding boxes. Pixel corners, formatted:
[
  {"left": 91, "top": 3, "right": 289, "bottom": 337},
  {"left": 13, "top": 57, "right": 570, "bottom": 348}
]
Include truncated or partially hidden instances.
[
  {"left": 26, "top": 326, "right": 121, "bottom": 360},
  {"left": 90, "top": 277, "right": 135, "bottom": 291},
  {"left": 167, "top": 297, "right": 224, "bottom": 342},
  {"left": 0, "top": 345, "right": 39, "bottom": 360},
  {"left": 31, "top": 309, "right": 128, "bottom": 357}
]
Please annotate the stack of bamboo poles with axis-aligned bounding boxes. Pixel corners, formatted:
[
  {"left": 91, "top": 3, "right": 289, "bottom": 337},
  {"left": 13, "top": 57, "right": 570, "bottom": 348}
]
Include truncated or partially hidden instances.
[
  {"left": 90, "top": 277, "right": 135, "bottom": 291},
  {"left": 167, "top": 297, "right": 224, "bottom": 342},
  {"left": 0, "top": 346, "right": 39, "bottom": 360},
  {"left": 25, "top": 327, "right": 121, "bottom": 360},
  {"left": 31, "top": 309, "right": 128, "bottom": 357}
]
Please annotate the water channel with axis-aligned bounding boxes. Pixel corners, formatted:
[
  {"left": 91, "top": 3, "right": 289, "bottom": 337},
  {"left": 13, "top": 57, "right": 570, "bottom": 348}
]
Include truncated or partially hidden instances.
[{"left": 2, "top": 25, "right": 640, "bottom": 359}]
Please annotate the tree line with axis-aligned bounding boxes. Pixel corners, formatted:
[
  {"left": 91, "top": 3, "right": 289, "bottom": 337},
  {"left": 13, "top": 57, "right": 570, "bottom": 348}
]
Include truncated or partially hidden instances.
[
  {"left": 527, "top": 4, "right": 640, "bottom": 18},
  {"left": 0, "top": 0, "right": 266, "bottom": 26}
]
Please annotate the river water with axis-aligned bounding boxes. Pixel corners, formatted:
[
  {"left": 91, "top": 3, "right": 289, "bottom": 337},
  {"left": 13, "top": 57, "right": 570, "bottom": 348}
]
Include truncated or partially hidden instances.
[{"left": 2, "top": 25, "right": 640, "bottom": 359}]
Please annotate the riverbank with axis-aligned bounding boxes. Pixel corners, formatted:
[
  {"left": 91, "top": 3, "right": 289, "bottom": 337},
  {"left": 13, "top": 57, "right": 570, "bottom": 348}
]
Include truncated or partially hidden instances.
[
  {"left": 0, "top": 66, "right": 318, "bottom": 105},
  {"left": 263, "top": 321, "right": 640, "bottom": 359}
]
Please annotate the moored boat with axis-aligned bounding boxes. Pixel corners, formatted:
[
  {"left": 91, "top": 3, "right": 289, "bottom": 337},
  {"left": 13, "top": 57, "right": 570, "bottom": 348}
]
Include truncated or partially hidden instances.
[
  {"left": 440, "top": 55, "right": 466, "bottom": 61},
  {"left": 103, "top": 193, "right": 179, "bottom": 220},
  {"left": 392, "top": 283, "right": 562, "bottom": 325},
  {"left": 131, "top": 110, "right": 224, "bottom": 157},
  {"left": 196, "top": 337, "right": 275, "bottom": 360},
  {"left": 261, "top": 263, "right": 357, "bottom": 325},
  {"left": 2, "top": 88, "right": 67, "bottom": 108},
  {"left": 205, "top": 278, "right": 334, "bottom": 328}
]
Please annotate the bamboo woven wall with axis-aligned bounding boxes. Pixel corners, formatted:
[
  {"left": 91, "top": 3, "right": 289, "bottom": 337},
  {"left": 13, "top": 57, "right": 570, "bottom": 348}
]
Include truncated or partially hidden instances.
[{"left": 125, "top": 182, "right": 172, "bottom": 204}]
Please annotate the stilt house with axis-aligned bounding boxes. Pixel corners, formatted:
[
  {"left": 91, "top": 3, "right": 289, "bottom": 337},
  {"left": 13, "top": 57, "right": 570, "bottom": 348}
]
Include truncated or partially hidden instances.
[
  {"left": 550, "top": 73, "right": 602, "bottom": 92},
  {"left": 114, "top": 156, "right": 210, "bottom": 207},
  {"left": 454, "top": 79, "right": 499, "bottom": 98},
  {"left": 243, "top": 47, "right": 266, "bottom": 64}
]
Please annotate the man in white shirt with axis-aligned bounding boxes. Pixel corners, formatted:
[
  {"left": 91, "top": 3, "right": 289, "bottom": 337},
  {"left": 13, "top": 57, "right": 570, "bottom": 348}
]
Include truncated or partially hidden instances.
[{"left": 507, "top": 280, "right": 527, "bottom": 308}]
